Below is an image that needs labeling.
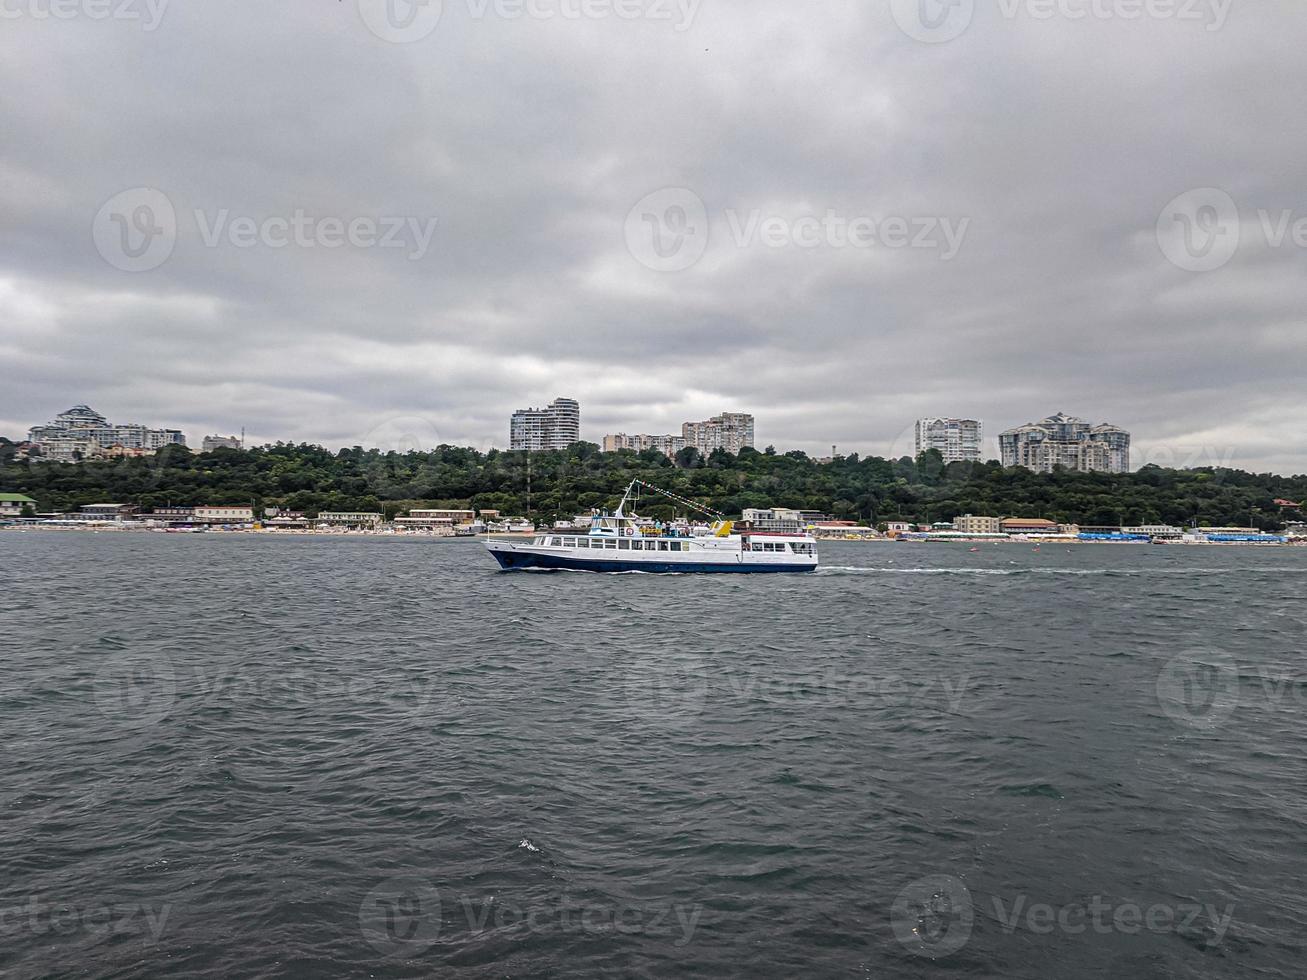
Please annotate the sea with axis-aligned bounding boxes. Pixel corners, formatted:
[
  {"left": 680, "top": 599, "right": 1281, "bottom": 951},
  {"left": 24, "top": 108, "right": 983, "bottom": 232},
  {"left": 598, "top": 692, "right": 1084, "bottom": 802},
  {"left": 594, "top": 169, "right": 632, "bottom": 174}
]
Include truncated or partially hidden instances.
[{"left": 1, "top": 532, "right": 1304, "bottom": 978}]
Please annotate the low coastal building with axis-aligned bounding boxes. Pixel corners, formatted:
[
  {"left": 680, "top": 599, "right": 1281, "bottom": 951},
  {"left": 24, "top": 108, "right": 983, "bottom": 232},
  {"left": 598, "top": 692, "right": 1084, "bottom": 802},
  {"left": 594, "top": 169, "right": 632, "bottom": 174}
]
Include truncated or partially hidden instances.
[
  {"left": 1123, "top": 524, "right": 1183, "bottom": 539},
  {"left": 811, "top": 521, "right": 879, "bottom": 539},
  {"left": 316, "top": 511, "right": 383, "bottom": 528},
  {"left": 742, "top": 507, "right": 804, "bottom": 533},
  {"left": 144, "top": 506, "right": 196, "bottom": 525},
  {"left": 1000, "top": 517, "right": 1061, "bottom": 535},
  {"left": 194, "top": 506, "right": 256, "bottom": 524},
  {"left": 954, "top": 515, "right": 1002, "bottom": 535},
  {"left": 394, "top": 508, "right": 477, "bottom": 533},
  {"left": 76, "top": 503, "right": 138, "bottom": 521},
  {"left": 0, "top": 493, "right": 36, "bottom": 518}
]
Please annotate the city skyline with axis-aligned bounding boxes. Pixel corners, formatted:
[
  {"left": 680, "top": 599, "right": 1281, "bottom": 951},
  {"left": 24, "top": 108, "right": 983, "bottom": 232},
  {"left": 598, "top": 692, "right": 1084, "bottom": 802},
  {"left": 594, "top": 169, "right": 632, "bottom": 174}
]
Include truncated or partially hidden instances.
[{"left": 10, "top": 400, "right": 1141, "bottom": 464}]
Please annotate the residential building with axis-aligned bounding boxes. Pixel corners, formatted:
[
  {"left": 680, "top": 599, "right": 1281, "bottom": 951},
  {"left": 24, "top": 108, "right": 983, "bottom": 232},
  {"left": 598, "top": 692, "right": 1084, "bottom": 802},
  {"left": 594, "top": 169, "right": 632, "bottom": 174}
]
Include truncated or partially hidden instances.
[
  {"left": 202, "top": 434, "right": 244, "bottom": 452},
  {"left": 998, "top": 413, "right": 1131, "bottom": 474},
  {"left": 0, "top": 493, "right": 36, "bottom": 518},
  {"left": 915, "top": 418, "right": 983, "bottom": 463},
  {"left": 682, "top": 413, "right": 755, "bottom": 455},
  {"left": 510, "top": 397, "right": 581, "bottom": 450},
  {"left": 954, "top": 514, "right": 1002, "bottom": 535},
  {"left": 28, "top": 405, "right": 186, "bottom": 462},
  {"left": 193, "top": 506, "right": 256, "bottom": 523},
  {"left": 602, "top": 433, "right": 687, "bottom": 457}
]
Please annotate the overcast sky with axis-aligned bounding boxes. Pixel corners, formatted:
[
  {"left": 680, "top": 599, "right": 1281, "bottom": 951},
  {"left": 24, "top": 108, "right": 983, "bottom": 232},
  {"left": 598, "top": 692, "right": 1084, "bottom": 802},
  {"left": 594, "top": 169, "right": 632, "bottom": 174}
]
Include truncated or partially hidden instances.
[{"left": 1, "top": 0, "right": 1304, "bottom": 472}]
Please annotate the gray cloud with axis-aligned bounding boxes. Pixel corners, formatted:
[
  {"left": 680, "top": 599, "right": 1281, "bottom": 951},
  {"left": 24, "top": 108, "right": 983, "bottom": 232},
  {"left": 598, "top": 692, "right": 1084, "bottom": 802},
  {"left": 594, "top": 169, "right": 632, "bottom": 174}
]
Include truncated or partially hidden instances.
[{"left": 1, "top": 0, "right": 1304, "bottom": 472}]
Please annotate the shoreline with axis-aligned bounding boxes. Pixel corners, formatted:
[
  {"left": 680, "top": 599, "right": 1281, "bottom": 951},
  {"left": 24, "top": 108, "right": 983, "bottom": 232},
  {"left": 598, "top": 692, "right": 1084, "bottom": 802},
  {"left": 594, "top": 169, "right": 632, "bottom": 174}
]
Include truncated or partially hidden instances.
[{"left": 2, "top": 525, "right": 1301, "bottom": 547}]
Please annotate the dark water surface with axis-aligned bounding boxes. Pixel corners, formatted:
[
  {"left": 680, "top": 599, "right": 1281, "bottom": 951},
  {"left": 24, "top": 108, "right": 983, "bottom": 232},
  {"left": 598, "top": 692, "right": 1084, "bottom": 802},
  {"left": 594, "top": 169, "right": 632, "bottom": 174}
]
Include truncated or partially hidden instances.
[{"left": 2, "top": 533, "right": 1305, "bottom": 978}]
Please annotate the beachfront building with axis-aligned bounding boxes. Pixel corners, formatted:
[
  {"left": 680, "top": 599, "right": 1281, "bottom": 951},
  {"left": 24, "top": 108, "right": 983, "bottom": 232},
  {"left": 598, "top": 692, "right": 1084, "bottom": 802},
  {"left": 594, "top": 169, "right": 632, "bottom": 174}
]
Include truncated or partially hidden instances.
[
  {"left": 75, "top": 503, "right": 138, "bottom": 522},
  {"left": 1123, "top": 524, "right": 1183, "bottom": 539},
  {"left": 1000, "top": 517, "right": 1061, "bottom": 535},
  {"left": 394, "top": 508, "right": 476, "bottom": 532},
  {"left": 0, "top": 493, "right": 36, "bottom": 518},
  {"left": 602, "top": 433, "right": 687, "bottom": 457},
  {"left": 194, "top": 506, "right": 256, "bottom": 524},
  {"left": 999, "top": 413, "right": 1131, "bottom": 474},
  {"left": 683, "top": 413, "right": 755, "bottom": 455},
  {"left": 954, "top": 514, "right": 1002, "bottom": 535},
  {"left": 28, "top": 405, "right": 186, "bottom": 462},
  {"left": 742, "top": 507, "right": 805, "bottom": 533},
  {"left": 316, "top": 511, "right": 383, "bottom": 528},
  {"left": 510, "top": 398, "right": 581, "bottom": 451},
  {"left": 915, "top": 418, "right": 982, "bottom": 463}
]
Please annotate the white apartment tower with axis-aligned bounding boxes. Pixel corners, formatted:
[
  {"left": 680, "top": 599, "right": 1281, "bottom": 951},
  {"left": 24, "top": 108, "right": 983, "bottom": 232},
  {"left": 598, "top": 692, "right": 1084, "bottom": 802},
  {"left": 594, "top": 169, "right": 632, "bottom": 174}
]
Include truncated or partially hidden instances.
[
  {"left": 915, "top": 418, "right": 983, "bottom": 463},
  {"left": 509, "top": 397, "right": 581, "bottom": 450}
]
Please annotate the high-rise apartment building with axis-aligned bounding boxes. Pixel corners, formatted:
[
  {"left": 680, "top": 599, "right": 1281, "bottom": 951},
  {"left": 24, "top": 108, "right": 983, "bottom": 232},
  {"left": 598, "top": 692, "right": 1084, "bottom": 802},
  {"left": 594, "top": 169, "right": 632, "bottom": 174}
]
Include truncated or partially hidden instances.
[
  {"left": 602, "top": 433, "right": 687, "bottom": 457},
  {"left": 28, "top": 405, "right": 187, "bottom": 462},
  {"left": 682, "top": 413, "right": 755, "bottom": 455},
  {"left": 509, "top": 397, "right": 581, "bottom": 450},
  {"left": 915, "top": 418, "right": 983, "bottom": 463},
  {"left": 999, "top": 412, "right": 1131, "bottom": 474}
]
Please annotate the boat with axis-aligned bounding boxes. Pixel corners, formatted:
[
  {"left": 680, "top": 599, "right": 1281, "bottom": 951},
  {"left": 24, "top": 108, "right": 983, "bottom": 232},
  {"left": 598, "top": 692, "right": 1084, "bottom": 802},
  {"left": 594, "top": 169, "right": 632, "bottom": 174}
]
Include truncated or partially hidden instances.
[{"left": 485, "top": 479, "right": 819, "bottom": 573}]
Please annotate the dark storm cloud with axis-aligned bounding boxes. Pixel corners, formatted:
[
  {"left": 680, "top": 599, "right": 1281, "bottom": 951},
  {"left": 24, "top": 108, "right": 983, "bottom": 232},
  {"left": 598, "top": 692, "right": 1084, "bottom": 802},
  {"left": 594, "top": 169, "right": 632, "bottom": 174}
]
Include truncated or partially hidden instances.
[{"left": 1, "top": 0, "right": 1304, "bottom": 471}]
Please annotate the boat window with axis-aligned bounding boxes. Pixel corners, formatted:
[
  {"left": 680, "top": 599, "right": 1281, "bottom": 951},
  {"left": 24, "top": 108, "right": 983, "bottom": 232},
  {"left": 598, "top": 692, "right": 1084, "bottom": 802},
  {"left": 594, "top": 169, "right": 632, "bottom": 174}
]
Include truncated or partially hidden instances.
[
  {"left": 605, "top": 540, "right": 617, "bottom": 549},
  {"left": 618, "top": 540, "right": 629, "bottom": 550},
  {"left": 577, "top": 538, "right": 589, "bottom": 548},
  {"left": 680, "top": 542, "right": 689, "bottom": 552}
]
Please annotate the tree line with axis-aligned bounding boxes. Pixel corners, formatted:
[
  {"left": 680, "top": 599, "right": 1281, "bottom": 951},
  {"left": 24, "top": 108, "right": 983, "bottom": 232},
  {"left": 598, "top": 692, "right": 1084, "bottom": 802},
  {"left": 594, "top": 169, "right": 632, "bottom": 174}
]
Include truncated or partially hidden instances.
[{"left": 1, "top": 439, "right": 1304, "bottom": 530}]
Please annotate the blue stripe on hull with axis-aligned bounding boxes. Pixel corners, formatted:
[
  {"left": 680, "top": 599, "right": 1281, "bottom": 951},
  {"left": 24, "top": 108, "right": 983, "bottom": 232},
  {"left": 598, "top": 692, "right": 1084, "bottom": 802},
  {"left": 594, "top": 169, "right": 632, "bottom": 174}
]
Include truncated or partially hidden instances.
[{"left": 490, "top": 550, "right": 815, "bottom": 574}]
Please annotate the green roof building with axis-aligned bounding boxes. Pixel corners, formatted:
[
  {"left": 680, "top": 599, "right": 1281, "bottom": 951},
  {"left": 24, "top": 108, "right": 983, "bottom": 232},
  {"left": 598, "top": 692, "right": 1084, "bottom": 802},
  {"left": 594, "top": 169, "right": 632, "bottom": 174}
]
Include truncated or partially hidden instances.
[{"left": 0, "top": 493, "right": 37, "bottom": 517}]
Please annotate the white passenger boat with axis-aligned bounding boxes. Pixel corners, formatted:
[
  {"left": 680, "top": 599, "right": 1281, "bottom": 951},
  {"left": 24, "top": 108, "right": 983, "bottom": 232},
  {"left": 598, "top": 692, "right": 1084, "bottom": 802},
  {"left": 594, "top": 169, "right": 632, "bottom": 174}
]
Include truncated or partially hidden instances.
[{"left": 485, "top": 480, "right": 819, "bottom": 573}]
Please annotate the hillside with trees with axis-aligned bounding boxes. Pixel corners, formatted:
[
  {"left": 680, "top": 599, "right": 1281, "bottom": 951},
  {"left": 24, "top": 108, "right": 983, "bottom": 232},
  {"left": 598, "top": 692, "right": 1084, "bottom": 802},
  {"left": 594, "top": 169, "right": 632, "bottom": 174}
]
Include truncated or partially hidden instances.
[{"left": 1, "top": 439, "right": 1304, "bottom": 530}]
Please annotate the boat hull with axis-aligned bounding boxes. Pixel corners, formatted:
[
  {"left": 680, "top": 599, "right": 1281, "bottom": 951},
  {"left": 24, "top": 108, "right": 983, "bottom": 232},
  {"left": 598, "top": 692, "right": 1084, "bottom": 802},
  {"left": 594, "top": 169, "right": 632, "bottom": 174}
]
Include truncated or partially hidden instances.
[{"left": 487, "top": 544, "right": 816, "bottom": 574}]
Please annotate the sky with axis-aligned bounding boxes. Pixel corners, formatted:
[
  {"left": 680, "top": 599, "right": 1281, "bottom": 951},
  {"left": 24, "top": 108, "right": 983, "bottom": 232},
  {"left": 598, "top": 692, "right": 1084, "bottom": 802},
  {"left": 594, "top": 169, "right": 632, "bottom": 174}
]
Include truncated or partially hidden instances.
[{"left": 1, "top": 0, "right": 1304, "bottom": 473}]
